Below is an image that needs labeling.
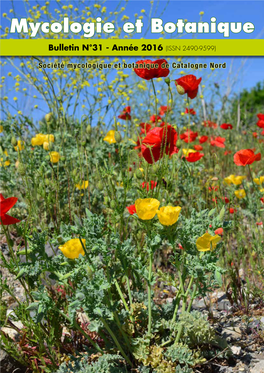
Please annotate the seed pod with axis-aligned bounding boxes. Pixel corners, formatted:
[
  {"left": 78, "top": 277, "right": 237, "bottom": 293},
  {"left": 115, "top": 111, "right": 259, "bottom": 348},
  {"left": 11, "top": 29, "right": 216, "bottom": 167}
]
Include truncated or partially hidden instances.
[
  {"left": 11, "top": 137, "right": 17, "bottom": 146},
  {"left": 86, "top": 124, "right": 92, "bottom": 135},
  {"left": 115, "top": 131, "right": 122, "bottom": 143},
  {"left": 176, "top": 84, "right": 185, "bottom": 95},
  {"left": 45, "top": 179, "right": 50, "bottom": 186},
  {"left": 104, "top": 196, "right": 109, "bottom": 204},
  {"left": 45, "top": 112, "right": 53, "bottom": 122}
]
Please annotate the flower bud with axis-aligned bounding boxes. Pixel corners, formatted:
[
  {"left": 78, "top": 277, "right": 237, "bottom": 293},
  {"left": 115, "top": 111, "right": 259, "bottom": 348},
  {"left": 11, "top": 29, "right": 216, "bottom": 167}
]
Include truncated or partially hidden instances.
[
  {"left": 164, "top": 77, "right": 170, "bottom": 85},
  {"left": 135, "top": 169, "right": 143, "bottom": 179},
  {"left": 176, "top": 140, "right": 181, "bottom": 148},
  {"left": 86, "top": 124, "right": 92, "bottom": 135},
  {"left": 45, "top": 112, "right": 53, "bottom": 122},
  {"left": 110, "top": 200, "right": 116, "bottom": 209},
  {"left": 11, "top": 137, "right": 17, "bottom": 146},
  {"left": 132, "top": 134, "right": 138, "bottom": 142},
  {"left": 176, "top": 84, "right": 185, "bottom": 95},
  {"left": 17, "top": 163, "right": 26, "bottom": 175},
  {"left": 45, "top": 179, "right": 50, "bottom": 186},
  {"left": 97, "top": 181, "right": 104, "bottom": 191},
  {"left": 81, "top": 141, "right": 86, "bottom": 147},
  {"left": 60, "top": 156, "right": 65, "bottom": 162},
  {"left": 115, "top": 131, "right": 122, "bottom": 143}
]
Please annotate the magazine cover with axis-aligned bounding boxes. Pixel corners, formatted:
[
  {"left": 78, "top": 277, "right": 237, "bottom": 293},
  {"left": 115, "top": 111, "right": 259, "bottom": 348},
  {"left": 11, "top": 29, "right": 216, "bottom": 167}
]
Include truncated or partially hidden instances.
[{"left": 0, "top": 1, "right": 263, "bottom": 372}]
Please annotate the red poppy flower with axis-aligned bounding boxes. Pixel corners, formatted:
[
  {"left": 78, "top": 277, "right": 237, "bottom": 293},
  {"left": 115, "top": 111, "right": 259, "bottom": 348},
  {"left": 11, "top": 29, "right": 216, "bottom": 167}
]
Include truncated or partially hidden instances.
[
  {"left": 175, "top": 75, "right": 202, "bottom": 99},
  {"left": 222, "top": 197, "right": 230, "bottom": 204},
  {"left": 199, "top": 135, "right": 208, "bottom": 144},
  {"left": 178, "top": 244, "right": 184, "bottom": 250},
  {"left": 185, "top": 151, "right": 204, "bottom": 163},
  {"left": 234, "top": 149, "right": 261, "bottom": 166},
  {"left": 141, "top": 125, "right": 178, "bottom": 164},
  {"left": 261, "top": 130, "right": 264, "bottom": 136},
  {"left": 141, "top": 180, "right": 157, "bottom": 191},
  {"left": 180, "top": 129, "right": 198, "bottom": 143},
  {"left": 118, "top": 106, "right": 131, "bottom": 120},
  {"left": 252, "top": 132, "right": 258, "bottom": 138},
  {"left": 185, "top": 108, "right": 196, "bottom": 115},
  {"left": 220, "top": 123, "right": 233, "bottom": 130},
  {"left": 139, "top": 123, "right": 152, "bottom": 135},
  {"left": 134, "top": 59, "right": 169, "bottom": 80},
  {"left": 261, "top": 197, "right": 264, "bottom": 204},
  {"left": 224, "top": 150, "right": 232, "bottom": 156},
  {"left": 194, "top": 144, "right": 203, "bottom": 151},
  {"left": 210, "top": 136, "right": 226, "bottom": 148},
  {"left": 229, "top": 208, "right": 236, "bottom": 214},
  {"left": 0, "top": 194, "right": 21, "bottom": 225},
  {"left": 214, "top": 228, "right": 223, "bottom": 236},
  {"left": 150, "top": 115, "right": 163, "bottom": 123},
  {"left": 159, "top": 106, "right": 171, "bottom": 116},
  {"left": 126, "top": 204, "right": 136, "bottom": 215},
  {"left": 203, "top": 120, "right": 218, "bottom": 129},
  {"left": 257, "top": 113, "right": 264, "bottom": 129},
  {"left": 256, "top": 222, "right": 263, "bottom": 226}
]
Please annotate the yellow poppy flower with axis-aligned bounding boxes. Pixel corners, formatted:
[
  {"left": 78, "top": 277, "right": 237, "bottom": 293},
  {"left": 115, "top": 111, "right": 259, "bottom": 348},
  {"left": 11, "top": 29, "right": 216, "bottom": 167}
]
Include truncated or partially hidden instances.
[
  {"left": 75, "top": 181, "right": 89, "bottom": 190},
  {"left": 43, "top": 141, "right": 50, "bottom": 150},
  {"left": 157, "top": 206, "right": 181, "bottom": 226},
  {"left": 103, "top": 130, "right": 116, "bottom": 144},
  {"left": 182, "top": 148, "right": 196, "bottom": 157},
  {"left": 0, "top": 150, "right": 10, "bottom": 167},
  {"left": 260, "top": 188, "right": 264, "bottom": 194},
  {"left": 253, "top": 176, "right": 264, "bottom": 185},
  {"left": 0, "top": 125, "right": 3, "bottom": 133},
  {"left": 59, "top": 238, "right": 85, "bottom": 259},
  {"left": 44, "top": 134, "right": 55, "bottom": 143},
  {"left": 196, "top": 233, "right": 221, "bottom": 252},
  {"left": 31, "top": 136, "right": 43, "bottom": 146},
  {"left": 14, "top": 140, "right": 25, "bottom": 151},
  {"left": 135, "top": 198, "right": 160, "bottom": 220},
  {"left": 224, "top": 175, "right": 245, "bottom": 185},
  {"left": 234, "top": 189, "right": 246, "bottom": 199},
  {"left": 49, "top": 151, "right": 60, "bottom": 163}
]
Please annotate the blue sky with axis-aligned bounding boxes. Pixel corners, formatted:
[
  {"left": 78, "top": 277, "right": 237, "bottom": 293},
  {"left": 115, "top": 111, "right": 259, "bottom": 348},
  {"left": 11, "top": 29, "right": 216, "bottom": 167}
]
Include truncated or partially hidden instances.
[{"left": 0, "top": 1, "right": 263, "bottom": 123}]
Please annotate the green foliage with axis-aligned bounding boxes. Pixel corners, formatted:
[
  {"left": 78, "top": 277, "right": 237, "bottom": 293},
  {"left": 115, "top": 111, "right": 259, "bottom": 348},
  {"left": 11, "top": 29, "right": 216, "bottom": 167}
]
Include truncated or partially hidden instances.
[{"left": 56, "top": 353, "right": 126, "bottom": 373}]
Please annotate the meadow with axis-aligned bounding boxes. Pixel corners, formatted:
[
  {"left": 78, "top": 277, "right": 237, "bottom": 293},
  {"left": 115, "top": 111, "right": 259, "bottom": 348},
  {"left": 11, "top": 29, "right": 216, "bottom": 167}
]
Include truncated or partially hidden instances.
[{"left": 0, "top": 2, "right": 264, "bottom": 373}]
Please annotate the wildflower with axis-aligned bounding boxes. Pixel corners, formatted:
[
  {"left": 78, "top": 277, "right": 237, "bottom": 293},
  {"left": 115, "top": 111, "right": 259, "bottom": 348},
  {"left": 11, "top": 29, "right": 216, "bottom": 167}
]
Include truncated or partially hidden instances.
[
  {"left": 135, "top": 198, "right": 160, "bottom": 220},
  {"left": 203, "top": 120, "right": 218, "bottom": 129},
  {"left": 257, "top": 113, "right": 264, "bottom": 129},
  {"left": 141, "top": 180, "right": 157, "bottom": 191},
  {"left": 256, "top": 222, "right": 263, "bottom": 226},
  {"left": 185, "top": 151, "right": 204, "bottom": 163},
  {"left": 253, "top": 132, "right": 258, "bottom": 138},
  {"left": 182, "top": 148, "right": 196, "bottom": 157},
  {"left": 159, "top": 106, "right": 171, "bottom": 116},
  {"left": 14, "top": 140, "right": 24, "bottom": 151},
  {"left": 222, "top": 197, "right": 230, "bottom": 204},
  {"left": 224, "top": 175, "right": 246, "bottom": 185},
  {"left": 194, "top": 144, "right": 203, "bottom": 151},
  {"left": 157, "top": 206, "right": 181, "bottom": 226},
  {"left": 141, "top": 125, "right": 178, "bottom": 164},
  {"left": 229, "top": 208, "right": 235, "bottom": 214},
  {"left": 139, "top": 122, "right": 152, "bottom": 135},
  {"left": 235, "top": 189, "right": 246, "bottom": 199},
  {"left": 185, "top": 108, "right": 196, "bottom": 115},
  {"left": 59, "top": 238, "right": 85, "bottom": 259},
  {"left": 76, "top": 181, "right": 89, "bottom": 190},
  {"left": 253, "top": 176, "right": 264, "bottom": 185},
  {"left": 150, "top": 114, "right": 162, "bottom": 123},
  {"left": 0, "top": 125, "right": 3, "bottom": 133},
  {"left": 134, "top": 59, "right": 169, "bottom": 80},
  {"left": 43, "top": 141, "right": 50, "bottom": 150},
  {"left": 214, "top": 228, "right": 223, "bottom": 235},
  {"left": 234, "top": 149, "right": 261, "bottom": 166},
  {"left": 118, "top": 106, "right": 131, "bottom": 120},
  {"left": 196, "top": 232, "right": 221, "bottom": 252},
  {"left": 49, "top": 151, "right": 60, "bottom": 163},
  {"left": 104, "top": 130, "right": 116, "bottom": 144},
  {"left": 175, "top": 74, "right": 202, "bottom": 99},
  {"left": 180, "top": 129, "right": 198, "bottom": 143},
  {"left": 210, "top": 136, "right": 226, "bottom": 148},
  {"left": 220, "top": 123, "right": 233, "bottom": 130},
  {"left": 224, "top": 150, "right": 232, "bottom": 156},
  {"left": 0, "top": 194, "right": 20, "bottom": 225},
  {"left": 126, "top": 204, "right": 136, "bottom": 215},
  {"left": 199, "top": 135, "right": 208, "bottom": 144}
]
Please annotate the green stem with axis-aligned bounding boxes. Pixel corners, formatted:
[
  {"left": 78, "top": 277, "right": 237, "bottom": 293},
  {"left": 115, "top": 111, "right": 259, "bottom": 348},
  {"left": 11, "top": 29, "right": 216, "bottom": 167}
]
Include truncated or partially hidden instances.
[
  {"left": 147, "top": 252, "right": 153, "bottom": 335},
  {"left": 114, "top": 279, "right": 133, "bottom": 323},
  {"left": 151, "top": 79, "right": 158, "bottom": 126},
  {"left": 100, "top": 318, "right": 133, "bottom": 367}
]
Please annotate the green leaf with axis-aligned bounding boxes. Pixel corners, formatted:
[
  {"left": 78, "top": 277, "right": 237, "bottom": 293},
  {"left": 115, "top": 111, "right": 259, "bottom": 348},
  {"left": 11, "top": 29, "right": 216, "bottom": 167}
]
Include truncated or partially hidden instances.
[
  {"left": 208, "top": 208, "right": 216, "bottom": 217},
  {"left": 214, "top": 269, "right": 222, "bottom": 286},
  {"left": 26, "top": 302, "right": 39, "bottom": 310},
  {"left": 218, "top": 206, "right": 225, "bottom": 221}
]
